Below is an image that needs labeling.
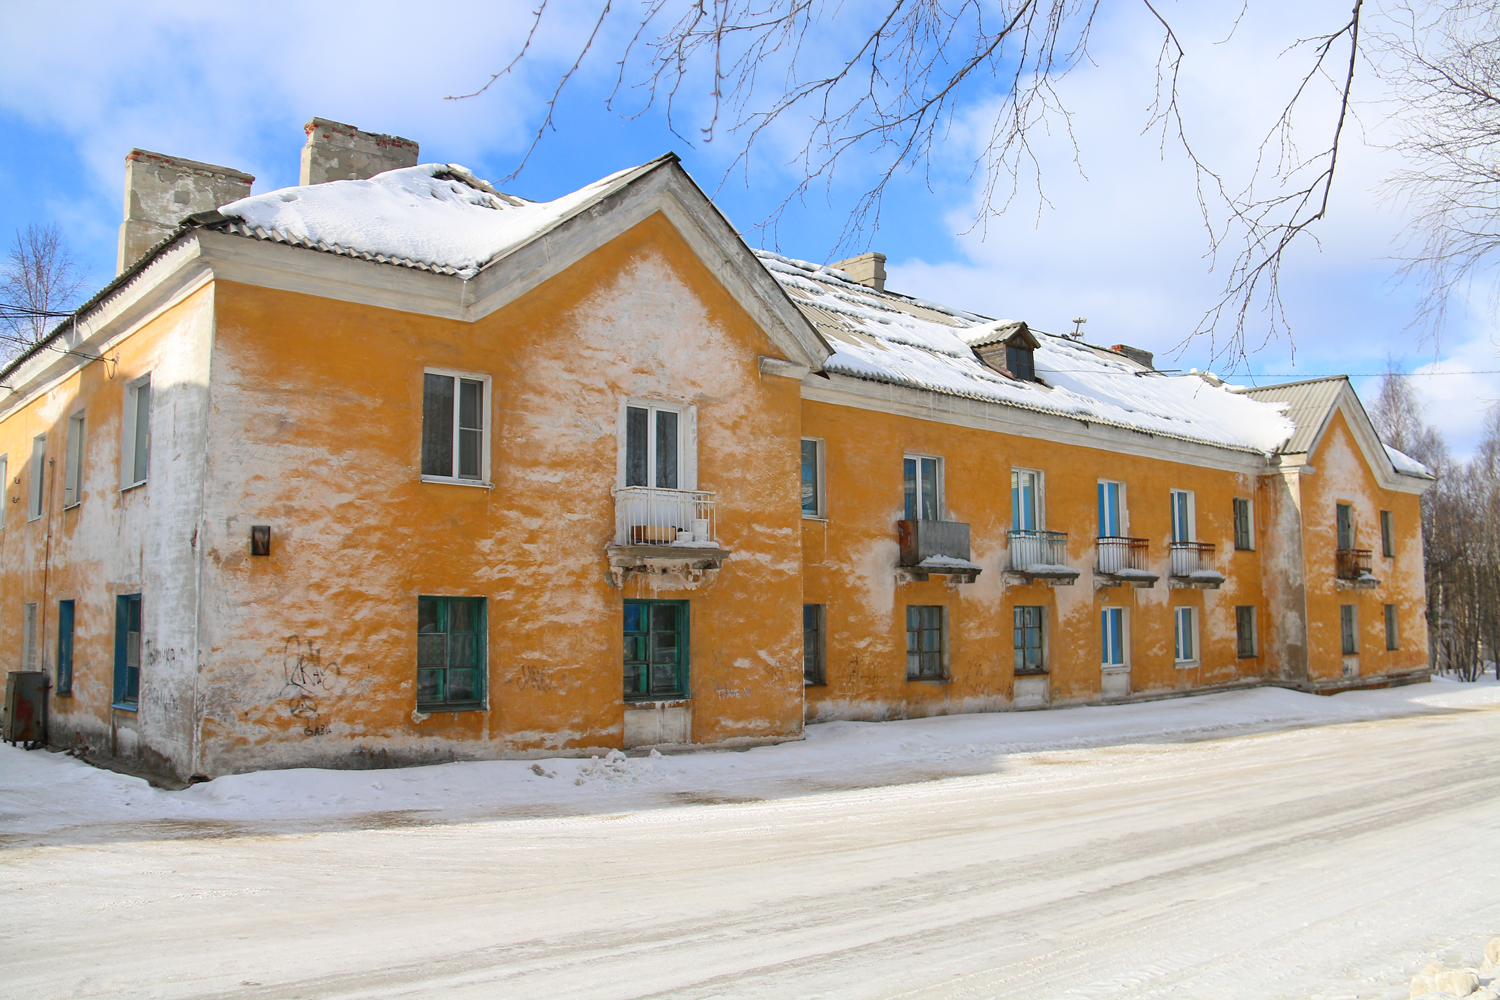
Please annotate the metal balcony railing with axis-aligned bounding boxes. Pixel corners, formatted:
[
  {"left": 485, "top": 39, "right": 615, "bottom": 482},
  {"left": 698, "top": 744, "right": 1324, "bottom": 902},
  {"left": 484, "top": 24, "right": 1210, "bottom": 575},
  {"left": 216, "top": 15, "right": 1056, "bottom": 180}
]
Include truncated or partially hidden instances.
[
  {"left": 1336, "top": 547, "right": 1372, "bottom": 580},
  {"left": 1096, "top": 536, "right": 1151, "bottom": 575},
  {"left": 1169, "top": 541, "right": 1216, "bottom": 577},
  {"left": 1009, "top": 530, "right": 1070, "bottom": 572},
  {"left": 613, "top": 487, "right": 717, "bottom": 546}
]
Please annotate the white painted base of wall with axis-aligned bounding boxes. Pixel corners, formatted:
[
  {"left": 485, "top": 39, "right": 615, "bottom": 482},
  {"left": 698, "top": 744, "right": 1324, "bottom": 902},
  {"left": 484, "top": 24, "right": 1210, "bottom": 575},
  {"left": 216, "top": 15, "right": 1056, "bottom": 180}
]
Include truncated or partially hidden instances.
[
  {"left": 624, "top": 702, "right": 692, "bottom": 748},
  {"left": 1013, "top": 675, "right": 1049, "bottom": 709},
  {"left": 1101, "top": 668, "right": 1131, "bottom": 700}
]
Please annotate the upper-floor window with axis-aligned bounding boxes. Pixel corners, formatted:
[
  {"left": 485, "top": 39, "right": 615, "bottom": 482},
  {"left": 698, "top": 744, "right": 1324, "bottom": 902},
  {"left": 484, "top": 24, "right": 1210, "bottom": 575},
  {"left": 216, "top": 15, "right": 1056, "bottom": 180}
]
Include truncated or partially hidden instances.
[
  {"left": 1097, "top": 480, "right": 1126, "bottom": 537},
  {"left": 1380, "top": 510, "right": 1394, "bottom": 558},
  {"left": 1170, "top": 489, "right": 1195, "bottom": 542},
  {"left": 64, "top": 411, "right": 85, "bottom": 508},
  {"left": 1233, "top": 497, "right": 1254, "bottom": 551},
  {"left": 801, "top": 438, "right": 825, "bottom": 517},
  {"left": 1006, "top": 342, "right": 1036, "bottom": 381},
  {"left": 27, "top": 434, "right": 45, "bottom": 520},
  {"left": 904, "top": 455, "right": 941, "bottom": 521},
  {"left": 1336, "top": 502, "right": 1354, "bottom": 550},
  {"left": 121, "top": 374, "right": 151, "bottom": 489},
  {"left": 421, "top": 369, "right": 489, "bottom": 484},
  {"left": 622, "top": 400, "right": 693, "bottom": 490},
  {"left": 1012, "top": 469, "right": 1041, "bottom": 531}
]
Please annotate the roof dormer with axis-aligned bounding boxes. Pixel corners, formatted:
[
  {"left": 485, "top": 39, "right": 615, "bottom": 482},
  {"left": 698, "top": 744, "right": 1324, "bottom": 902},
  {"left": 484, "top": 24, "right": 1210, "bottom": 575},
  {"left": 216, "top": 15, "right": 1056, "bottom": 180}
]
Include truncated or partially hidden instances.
[{"left": 971, "top": 322, "right": 1043, "bottom": 383}]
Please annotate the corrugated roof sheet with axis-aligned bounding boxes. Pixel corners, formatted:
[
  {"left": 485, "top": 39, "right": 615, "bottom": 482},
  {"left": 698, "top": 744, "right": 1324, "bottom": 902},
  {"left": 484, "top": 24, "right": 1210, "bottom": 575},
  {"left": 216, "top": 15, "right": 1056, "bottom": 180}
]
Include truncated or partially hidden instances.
[{"left": 1234, "top": 377, "right": 1347, "bottom": 455}]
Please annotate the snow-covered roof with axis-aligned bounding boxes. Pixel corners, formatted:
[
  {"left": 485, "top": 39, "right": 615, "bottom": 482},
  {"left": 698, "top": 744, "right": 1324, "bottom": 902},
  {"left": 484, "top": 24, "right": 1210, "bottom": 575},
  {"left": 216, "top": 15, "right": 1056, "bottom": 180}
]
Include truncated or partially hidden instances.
[
  {"left": 757, "top": 252, "right": 1296, "bottom": 455},
  {"left": 1385, "top": 444, "right": 1432, "bottom": 478},
  {"left": 214, "top": 160, "right": 669, "bottom": 278}
]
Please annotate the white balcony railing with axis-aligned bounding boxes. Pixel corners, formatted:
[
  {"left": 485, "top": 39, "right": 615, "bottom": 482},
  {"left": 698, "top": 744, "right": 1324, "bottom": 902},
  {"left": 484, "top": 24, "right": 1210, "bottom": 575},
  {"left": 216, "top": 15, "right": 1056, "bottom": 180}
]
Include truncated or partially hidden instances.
[
  {"left": 1008, "top": 529, "right": 1069, "bottom": 572},
  {"left": 1169, "top": 541, "right": 1216, "bottom": 577},
  {"left": 613, "top": 487, "right": 718, "bottom": 546}
]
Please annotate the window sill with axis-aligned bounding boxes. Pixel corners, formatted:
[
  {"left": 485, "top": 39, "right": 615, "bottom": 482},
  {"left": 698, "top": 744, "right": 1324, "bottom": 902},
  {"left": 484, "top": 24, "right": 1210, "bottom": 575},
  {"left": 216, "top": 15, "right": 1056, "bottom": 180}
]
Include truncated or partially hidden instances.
[
  {"left": 420, "top": 476, "right": 493, "bottom": 489},
  {"left": 905, "top": 675, "right": 951, "bottom": 684},
  {"left": 625, "top": 697, "right": 690, "bottom": 706},
  {"left": 415, "top": 702, "right": 486, "bottom": 713},
  {"left": 804, "top": 679, "right": 827, "bottom": 687},
  {"left": 63, "top": 501, "right": 80, "bottom": 511},
  {"left": 1237, "top": 653, "right": 1259, "bottom": 660},
  {"left": 802, "top": 514, "right": 828, "bottom": 522},
  {"left": 1101, "top": 664, "right": 1130, "bottom": 673},
  {"left": 1013, "top": 668, "right": 1049, "bottom": 677},
  {"left": 120, "top": 480, "right": 146, "bottom": 493},
  {"left": 1174, "top": 660, "right": 1200, "bottom": 669},
  {"left": 111, "top": 702, "right": 138, "bottom": 712}
]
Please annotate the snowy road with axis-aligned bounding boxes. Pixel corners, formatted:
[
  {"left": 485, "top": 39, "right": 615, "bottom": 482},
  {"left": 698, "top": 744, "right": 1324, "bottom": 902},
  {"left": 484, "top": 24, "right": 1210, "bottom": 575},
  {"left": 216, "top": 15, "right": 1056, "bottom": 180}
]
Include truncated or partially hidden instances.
[{"left": 4, "top": 682, "right": 1500, "bottom": 999}]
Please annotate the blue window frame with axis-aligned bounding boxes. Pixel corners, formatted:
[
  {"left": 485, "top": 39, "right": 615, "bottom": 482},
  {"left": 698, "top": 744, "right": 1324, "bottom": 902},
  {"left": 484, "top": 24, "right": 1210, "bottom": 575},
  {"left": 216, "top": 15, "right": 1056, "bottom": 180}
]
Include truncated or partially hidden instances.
[
  {"left": 624, "top": 599, "right": 689, "bottom": 699},
  {"left": 114, "top": 594, "right": 141, "bottom": 708},
  {"left": 56, "top": 600, "right": 75, "bottom": 695},
  {"left": 1101, "top": 607, "right": 1126, "bottom": 666},
  {"left": 417, "top": 596, "right": 486, "bottom": 710}
]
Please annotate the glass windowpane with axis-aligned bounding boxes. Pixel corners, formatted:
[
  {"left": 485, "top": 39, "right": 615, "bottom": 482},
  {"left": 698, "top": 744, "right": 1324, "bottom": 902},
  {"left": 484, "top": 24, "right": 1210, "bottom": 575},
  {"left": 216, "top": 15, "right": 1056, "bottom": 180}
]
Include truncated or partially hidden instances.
[
  {"left": 447, "top": 668, "right": 478, "bottom": 702},
  {"left": 417, "top": 634, "right": 447, "bottom": 668},
  {"left": 655, "top": 409, "right": 678, "bottom": 489},
  {"left": 801, "top": 440, "right": 820, "bottom": 515},
  {"left": 626, "top": 406, "right": 649, "bottom": 487},
  {"left": 133, "top": 382, "right": 151, "bottom": 483},
  {"left": 903, "top": 459, "right": 917, "bottom": 521},
  {"left": 422, "top": 374, "right": 454, "bottom": 476},
  {"left": 417, "top": 668, "right": 443, "bottom": 701}
]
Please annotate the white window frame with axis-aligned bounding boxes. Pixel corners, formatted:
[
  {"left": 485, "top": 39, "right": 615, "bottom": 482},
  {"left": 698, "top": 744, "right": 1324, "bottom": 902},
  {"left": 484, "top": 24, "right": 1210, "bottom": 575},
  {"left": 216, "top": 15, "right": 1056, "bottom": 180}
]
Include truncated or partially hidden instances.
[
  {"left": 27, "top": 434, "right": 46, "bottom": 521},
  {"left": 1174, "top": 606, "right": 1199, "bottom": 665},
  {"left": 1098, "top": 479, "right": 1128, "bottom": 537},
  {"left": 1101, "top": 606, "right": 1129, "bottom": 668},
  {"left": 420, "top": 368, "right": 493, "bottom": 487},
  {"left": 903, "top": 453, "right": 944, "bottom": 521},
  {"left": 800, "top": 437, "right": 826, "bottom": 519},
  {"left": 616, "top": 398, "right": 697, "bottom": 490},
  {"left": 1233, "top": 496, "right": 1255, "bottom": 551},
  {"left": 1011, "top": 467, "right": 1044, "bottom": 532},
  {"left": 64, "top": 410, "right": 85, "bottom": 509},
  {"left": 1169, "top": 489, "right": 1196, "bottom": 543},
  {"left": 120, "top": 374, "right": 152, "bottom": 490}
]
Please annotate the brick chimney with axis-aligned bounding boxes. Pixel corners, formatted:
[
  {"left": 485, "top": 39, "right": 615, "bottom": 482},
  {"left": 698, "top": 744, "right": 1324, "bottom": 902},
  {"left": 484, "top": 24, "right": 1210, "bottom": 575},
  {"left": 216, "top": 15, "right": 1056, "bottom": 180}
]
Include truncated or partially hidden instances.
[
  {"left": 831, "top": 252, "right": 887, "bottom": 292},
  {"left": 118, "top": 150, "right": 254, "bottom": 274},
  {"left": 300, "top": 118, "right": 419, "bottom": 185}
]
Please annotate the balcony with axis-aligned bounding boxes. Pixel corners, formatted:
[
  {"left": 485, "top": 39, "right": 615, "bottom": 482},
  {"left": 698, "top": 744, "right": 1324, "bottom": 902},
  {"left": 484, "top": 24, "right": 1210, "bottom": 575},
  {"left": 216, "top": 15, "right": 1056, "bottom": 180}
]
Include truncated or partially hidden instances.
[
  {"left": 1336, "top": 547, "right": 1379, "bottom": 589},
  {"left": 606, "top": 487, "right": 728, "bottom": 581},
  {"left": 1095, "top": 536, "right": 1159, "bottom": 588},
  {"left": 1005, "top": 530, "right": 1080, "bottom": 586},
  {"left": 1169, "top": 541, "right": 1224, "bottom": 589},
  {"left": 897, "top": 519, "right": 981, "bottom": 583}
]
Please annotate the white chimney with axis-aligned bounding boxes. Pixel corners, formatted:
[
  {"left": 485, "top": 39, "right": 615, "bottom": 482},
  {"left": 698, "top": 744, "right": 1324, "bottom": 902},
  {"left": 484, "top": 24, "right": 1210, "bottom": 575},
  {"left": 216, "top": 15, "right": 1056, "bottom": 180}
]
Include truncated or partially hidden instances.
[
  {"left": 118, "top": 149, "right": 253, "bottom": 274},
  {"left": 300, "top": 118, "right": 419, "bottom": 185}
]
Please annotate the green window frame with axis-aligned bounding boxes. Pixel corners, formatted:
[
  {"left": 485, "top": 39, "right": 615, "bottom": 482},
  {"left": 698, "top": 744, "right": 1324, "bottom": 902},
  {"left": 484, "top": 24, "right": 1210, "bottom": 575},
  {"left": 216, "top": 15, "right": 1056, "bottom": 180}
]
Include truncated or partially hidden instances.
[
  {"left": 417, "top": 596, "right": 486, "bottom": 711},
  {"left": 1340, "top": 604, "right": 1358, "bottom": 656},
  {"left": 1380, "top": 510, "right": 1394, "bottom": 558},
  {"left": 57, "top": 600, "right": 75, "bottom": 695},
  {"left": 803, "top": 604, "right": 826, "bottom": 685},
  {"left": 1014, "top": 605, "right": 1045, "bottom": 674},
  {"left": 1384, "top": 604, "right": 1399, "bottom": 650},
  {"left": 624, "top": 599, "right": 689, "bottom": 700},
  {"left": 113, "top": 594, "right": 141, "bottom": 709},
  {"left": 906, "top": 605, "right": 946, "bottom": 680},
  {"left": 1233, "top": 497, "right": 1254, "bottom": 551},
  {"left": 1235, "top": 605, "right": 1257, "bottom": 658}
]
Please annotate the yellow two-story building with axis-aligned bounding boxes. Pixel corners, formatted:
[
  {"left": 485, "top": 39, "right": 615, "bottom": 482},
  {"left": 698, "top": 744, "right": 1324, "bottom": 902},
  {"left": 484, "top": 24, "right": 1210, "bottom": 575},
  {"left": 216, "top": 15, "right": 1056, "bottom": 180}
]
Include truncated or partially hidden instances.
[{"left": 0, "top": 121, "right": 1434, "bottom": 780}]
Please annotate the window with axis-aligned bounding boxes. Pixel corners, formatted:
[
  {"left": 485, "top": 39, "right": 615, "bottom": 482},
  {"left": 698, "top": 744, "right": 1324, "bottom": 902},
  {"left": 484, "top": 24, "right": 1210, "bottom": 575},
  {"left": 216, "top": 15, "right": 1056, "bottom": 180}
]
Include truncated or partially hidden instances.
[
  {"left": 114, "top": 594, "right": 142, "bottom": 708},
  {"left": 803, "top": 604, "right": 826, "bottom": 684},
  {"left": 1236, "top": 606, "right": 1257, "bottom": 658},
  {"left": 1101, "top": 607, "right": 1127, "bottom": 667},
  {"left": 416, "top": 596, "right": 485, "bottom": 710},
  {"left": 1340, "top": 604, "right": 1358, "bottom": 656},
  {"left": 27, "top": 434, "right": 45, "bottom": 520},
  {"left": 1174, "top": 606, "right": 1198, "bottom": 664},
  {"left": 23, "top": 602, "right": 37, "bottom": 670},
  {"left": 622, "top": 401, "right": 692, "bottom": 490},
  {"left": 1380, "top": 510, "right": 1394, "bottom": 558},
  {"left": 1384, "top": 604, "right": 1399, "bottom": 651},
  {"left": 903, "top": 456, "right": 941, "bottom": 521},
  {"left": 1169, "top": 489, "right": 1195, "bottom": 543},
  {"left": 1097, "top": 480, "right": 1125, "bottom": 537},
  {"left": 64, "top": 411, "right": 85, "bottom": 508},
  {"left": 0, "top": 455, "right": 7, "bottom": 528},
  {"left": 121, "top": 374, "right": 151, "bottom": 488},
  {"left": 1012, "top": 469, "right": 1040, "bottom": 531},
  {"left": 57, "top": 600, "right": 74, "bottom": 695},
  {"left": 801, "top": 439, "right": 824, "bottom": 517},
  {"left": 1014, "top": 606, "right": 1045, "bottom": 674},
  {"left": 624, "top": 599, "right": 689, "bottom": 699},
  {"left": 1336, "top": 503, "right": 1354, "bottom": 550},
  {"left": 421, "top": 370, "right": 489, "bottom": 483},
  {"left": 1233, "top": 497, "right": 1254, "bottom": 551},
  {"left": 1006, "top": 342, "right": 1036, "bottom": 381},
  {"left": 906, "top": 605, "right": 947, "bottom": 680}
]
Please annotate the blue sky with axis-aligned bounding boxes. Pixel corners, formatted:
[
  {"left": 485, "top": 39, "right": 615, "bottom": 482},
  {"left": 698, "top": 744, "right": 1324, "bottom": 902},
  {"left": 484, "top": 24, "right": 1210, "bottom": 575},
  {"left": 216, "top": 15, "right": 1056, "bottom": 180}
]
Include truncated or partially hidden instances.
[{"left": 1, "top": 1, "right": 1495, "bottom": 457}]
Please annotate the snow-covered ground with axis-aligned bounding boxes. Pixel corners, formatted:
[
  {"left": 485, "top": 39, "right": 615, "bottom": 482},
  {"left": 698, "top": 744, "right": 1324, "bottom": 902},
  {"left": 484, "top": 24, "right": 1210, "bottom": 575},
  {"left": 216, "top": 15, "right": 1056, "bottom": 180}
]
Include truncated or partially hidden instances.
[{"left": 4, "top": 678, "right": 1500, "bottom": 999}]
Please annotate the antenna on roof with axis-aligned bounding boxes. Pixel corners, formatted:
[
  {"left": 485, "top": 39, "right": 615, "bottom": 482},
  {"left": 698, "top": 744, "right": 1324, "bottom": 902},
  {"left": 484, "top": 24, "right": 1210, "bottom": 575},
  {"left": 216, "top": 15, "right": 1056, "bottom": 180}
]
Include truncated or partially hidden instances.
[{"left": 1070, "top": 317, "right": 1087, "bottom": 340}]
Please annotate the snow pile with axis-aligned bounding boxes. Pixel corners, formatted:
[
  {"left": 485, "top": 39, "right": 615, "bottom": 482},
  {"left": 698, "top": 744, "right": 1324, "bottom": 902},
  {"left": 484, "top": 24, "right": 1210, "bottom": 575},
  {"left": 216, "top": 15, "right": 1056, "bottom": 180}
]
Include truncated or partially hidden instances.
[
  {"left": 756, "top": 251, "right": 1297, "bottom": 455},
  {"left": 218, "top": 162, "right": 644, "bottom": 277},
  {"left": 1386, "top": 443, "right": 1434, "bottom": 478}
]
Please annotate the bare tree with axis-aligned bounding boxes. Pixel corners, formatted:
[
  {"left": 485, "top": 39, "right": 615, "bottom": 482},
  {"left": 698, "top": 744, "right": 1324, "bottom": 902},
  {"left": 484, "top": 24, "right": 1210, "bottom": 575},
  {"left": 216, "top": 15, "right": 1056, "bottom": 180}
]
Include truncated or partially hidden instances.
[
  {"left": 455, "top": 1, "right": 1367, "bottom": 362},
  {"left": 1, "top": 224, "right": 84, "bottom": 362}
]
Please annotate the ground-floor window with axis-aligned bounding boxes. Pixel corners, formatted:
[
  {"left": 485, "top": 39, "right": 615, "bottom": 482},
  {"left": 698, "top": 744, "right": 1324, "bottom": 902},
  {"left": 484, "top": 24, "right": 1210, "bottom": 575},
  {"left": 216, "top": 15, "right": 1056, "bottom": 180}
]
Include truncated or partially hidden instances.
[
  {"left": 625, "top": 600, "right": 689, "bottom": 699},
  {"left": 56, "top": 600, "right": 74, "bottom": 695},
  {"left": 1173, "top": 607, "right": 1198, "bottom": 664},
  {"left": 22, "top": 602, "right": 37, "bottom": 671},
  {"left": 1101, "top": 607, "right": 1126, "bottom": 667},
  {"left": 1340, "top": 604, "right": 1358, "bottom": 656},
  {"left": 803, "top": 604, "right": 826, "bottom": 685},
  {"left": 1384, "top": 604, "right": 1399, "bottom": 651},
  {"left": 1014, "top": 605, "right": 1045, "bottom": 674},
  {"left": 1235, "top": 605, "right": 1257, "bottom": 659},
  {"left": 906, "top": 605, "right": 946, "bottom": 680},
  {"left": 417, "top": 596, "right": 485, "bottom": 711},
  {"left": 114, "top": 594, "right": 141, "bottom": 708}
]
